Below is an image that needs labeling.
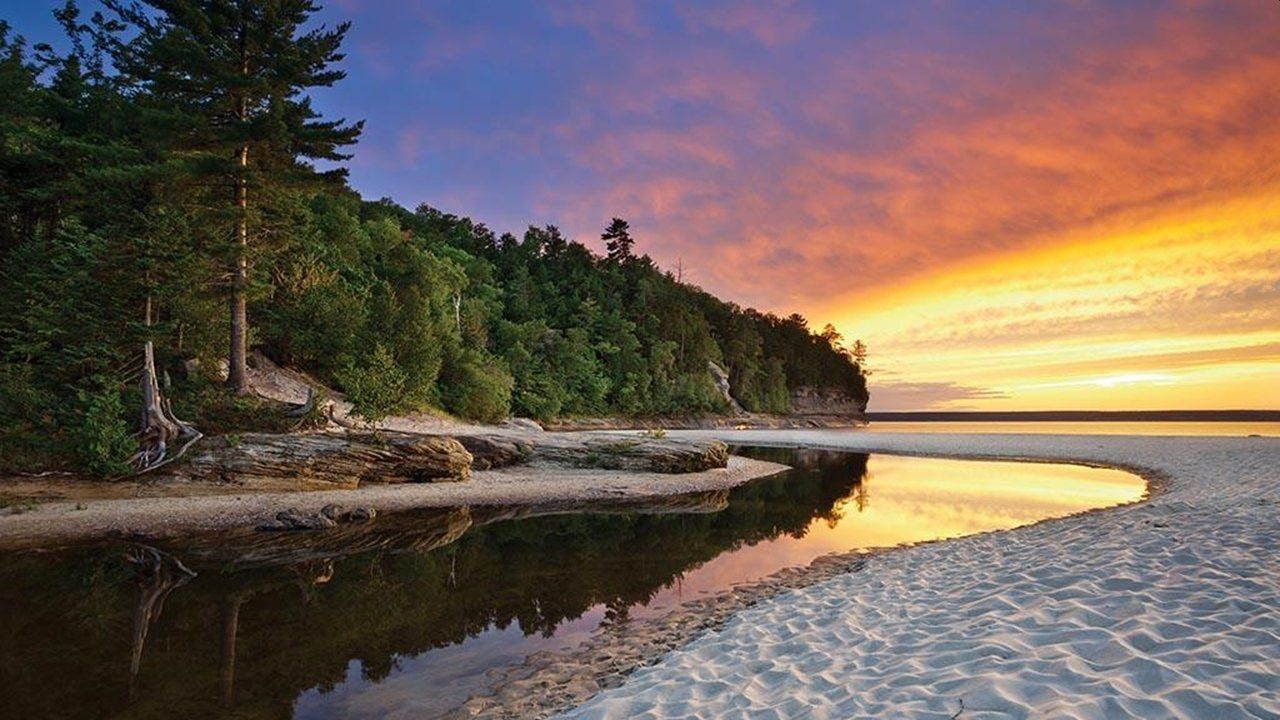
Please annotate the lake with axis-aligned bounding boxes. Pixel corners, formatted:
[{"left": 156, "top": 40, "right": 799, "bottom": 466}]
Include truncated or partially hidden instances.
[
  {"left": 863, "top": 421, "right": 1280, "bottom": 436},
  {"left": 0, "top": 448, "right": 1144, "bottom": 719}
]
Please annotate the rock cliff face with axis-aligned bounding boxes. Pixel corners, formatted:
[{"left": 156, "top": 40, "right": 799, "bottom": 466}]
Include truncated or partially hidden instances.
[
  {"left": 707, "top": 361, "right": 746, "bottom": 415},
  {"left": 789, "top": 386, "right": 868, "bottom": 417}
]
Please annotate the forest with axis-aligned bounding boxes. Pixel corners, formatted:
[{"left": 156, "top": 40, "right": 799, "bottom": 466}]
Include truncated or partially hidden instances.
[{"left": 0, "top": 1, "right": 868, "bottom": 475}]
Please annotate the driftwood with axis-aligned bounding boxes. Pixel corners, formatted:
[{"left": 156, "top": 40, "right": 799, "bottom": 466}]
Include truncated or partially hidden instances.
[{"left": 131, "top": 341, "right": 202, "bottom": 474}]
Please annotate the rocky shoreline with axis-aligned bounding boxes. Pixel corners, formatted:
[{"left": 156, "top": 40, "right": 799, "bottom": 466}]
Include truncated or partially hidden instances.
[{"left": 0, "top": 429, "right": 785, "bottom": 550}]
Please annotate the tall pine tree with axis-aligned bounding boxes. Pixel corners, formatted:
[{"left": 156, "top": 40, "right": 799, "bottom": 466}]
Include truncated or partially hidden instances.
[
  {"left": 601, "top": 217, "right": 634, "bottom": 263},
  {"left": 104, "top": 0, "right": 362, "bottom": 393}
]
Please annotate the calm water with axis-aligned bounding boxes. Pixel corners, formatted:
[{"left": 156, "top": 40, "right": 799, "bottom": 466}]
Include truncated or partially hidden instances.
[
  {"left": 0, "top": 449, "right": 1143, "bottom": 720},
  {"left": 865, "top": 421, "right": 1280, "bottom": 436}
]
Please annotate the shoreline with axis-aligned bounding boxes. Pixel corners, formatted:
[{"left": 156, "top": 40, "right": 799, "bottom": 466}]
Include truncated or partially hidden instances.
[
  {"left": 450, "top": 433, "right": 1170, "bottom": 719},
  {"left": 5, "top": 429, "right": 1276, "bottom": 719},
  {"left": 551, "top": 430, "right": 1280, "bottom": 719},
  {"left": 0, "top": 452, "right": 788, "bottom": 551}
]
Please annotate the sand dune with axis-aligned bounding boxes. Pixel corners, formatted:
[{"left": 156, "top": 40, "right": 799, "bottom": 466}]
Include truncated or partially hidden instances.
[{"left": 561, "top": 431, "right": 1280, "bottom": 719}]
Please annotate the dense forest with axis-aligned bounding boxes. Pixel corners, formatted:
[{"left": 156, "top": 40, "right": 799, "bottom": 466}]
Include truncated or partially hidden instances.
[{"left": 0, "top": 1, "right": 868, "bottom": 474}]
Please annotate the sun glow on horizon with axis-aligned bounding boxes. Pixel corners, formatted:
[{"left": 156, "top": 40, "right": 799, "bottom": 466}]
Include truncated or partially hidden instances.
[{"left": 827, "top": 191, "right": 1280, "bottom": 411}]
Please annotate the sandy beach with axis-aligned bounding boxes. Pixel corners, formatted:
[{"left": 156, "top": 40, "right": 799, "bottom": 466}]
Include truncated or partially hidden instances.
[{"left": 558, "top": 430, "right": 1280, "bottom": 719}]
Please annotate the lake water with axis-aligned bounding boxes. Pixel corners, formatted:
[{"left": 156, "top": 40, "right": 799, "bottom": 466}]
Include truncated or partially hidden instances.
[
  {"left": 0, "top": 449, "right": 1144, "bottom": 719},
  {"left": 864, "top": 421, "right": 1279, "bottom": 436}
]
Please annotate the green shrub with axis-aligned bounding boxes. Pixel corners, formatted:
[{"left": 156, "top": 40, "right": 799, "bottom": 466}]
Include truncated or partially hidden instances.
[
  {"left": 337, "top": 344, "right": 407, "bottom": 423},
  {"left": 76, "top": 385, "right": 135, "bottom": 477},
  {"left": 439, "top": 348, "right": 513, "bottom": 423}
]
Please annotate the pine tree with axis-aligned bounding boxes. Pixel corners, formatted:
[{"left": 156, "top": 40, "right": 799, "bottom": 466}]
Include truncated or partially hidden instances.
[
  {"left": 601, "top": 217, "right": 634, "bottom": 263},
  {"left": 103, "top": 0, "right": 362, "bottom": 393}
]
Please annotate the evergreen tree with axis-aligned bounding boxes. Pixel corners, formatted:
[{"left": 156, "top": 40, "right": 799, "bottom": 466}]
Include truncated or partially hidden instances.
[
  {"left": 103, "top": 0, "right": 362, "bottom": 393},
  {"left": 601, "top": 217, "right": 634, "bottom": 263}
]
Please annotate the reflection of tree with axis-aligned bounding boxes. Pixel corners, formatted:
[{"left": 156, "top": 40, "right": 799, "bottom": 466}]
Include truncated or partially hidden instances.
[
  {"left": 853, "top": 476, "right": 871, "bottom": 513},
  {"left": 0, "top": 449, "right": 869, "bottom": 720},
  {"left": 126, "top": 545, "right": 196, "bottom": 702},
  {"left": 218, "top": 593, "right": 247, "bottom": 706}
]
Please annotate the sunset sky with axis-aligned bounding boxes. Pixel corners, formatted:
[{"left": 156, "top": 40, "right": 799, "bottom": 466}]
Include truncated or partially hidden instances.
[{"left": 15, "top": 0, "right": 1278, "bottom": 410}]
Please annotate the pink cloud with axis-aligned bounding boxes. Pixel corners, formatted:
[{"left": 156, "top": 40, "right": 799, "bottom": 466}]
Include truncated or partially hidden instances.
[{"left": 531, "top": 0, "right": 1280, "bottom": 319}]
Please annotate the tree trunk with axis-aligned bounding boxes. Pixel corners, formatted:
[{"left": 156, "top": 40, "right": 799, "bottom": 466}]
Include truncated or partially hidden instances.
[
  {"left": 227, "top": 140, "right": 250, "bottom": 394},
  {"left": 132, "top": 341, "right": 202, "bottom": 474}
]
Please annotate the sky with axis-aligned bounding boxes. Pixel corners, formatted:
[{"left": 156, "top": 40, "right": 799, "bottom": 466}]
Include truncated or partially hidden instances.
[{"left": 8, "top": 0, "right": 1279, "bottom": 411}]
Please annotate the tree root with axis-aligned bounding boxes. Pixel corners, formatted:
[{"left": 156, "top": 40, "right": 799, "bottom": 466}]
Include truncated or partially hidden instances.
[{"left": 130, "top": 342, "right": 202, "bottom": 475}]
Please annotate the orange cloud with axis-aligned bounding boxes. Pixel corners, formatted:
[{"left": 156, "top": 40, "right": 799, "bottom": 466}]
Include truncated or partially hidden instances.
[{"left": 526, "top": 1, "right": 1279, "bottom": 409}]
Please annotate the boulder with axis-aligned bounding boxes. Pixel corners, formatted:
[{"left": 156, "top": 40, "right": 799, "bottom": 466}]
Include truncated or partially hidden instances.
[
  {"left": 454, "top": 434, "right": 534, "bottom": 470},
  {"left": 257, "top": 507, "right": 337, "bottom": 531},
  {"left": 255, "top": 504, "right": 380, "bottom": 532},
  {"left": 502, "top": 417, "right": 545, "bottom": 432}
]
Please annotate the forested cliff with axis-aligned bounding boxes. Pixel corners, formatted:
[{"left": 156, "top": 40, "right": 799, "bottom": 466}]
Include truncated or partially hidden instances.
[{"left": 0, "top": 2, "right": 868, "bottom": 474}]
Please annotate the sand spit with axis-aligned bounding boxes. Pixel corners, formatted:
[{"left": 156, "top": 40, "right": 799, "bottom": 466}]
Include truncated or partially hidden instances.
[
  {"left": 554, "top": 430, "right": 1280, "bottom": 720},
  {"left": 0, "top": 454, "right": 787, "bottom": 550}
]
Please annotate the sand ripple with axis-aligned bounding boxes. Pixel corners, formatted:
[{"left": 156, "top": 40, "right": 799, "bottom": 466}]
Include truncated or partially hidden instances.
[{"left": 561, "top": 432, "right": 1280, "bottom": 719}]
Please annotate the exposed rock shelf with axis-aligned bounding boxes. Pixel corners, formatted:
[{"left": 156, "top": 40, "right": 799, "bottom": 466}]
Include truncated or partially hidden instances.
[
  {"left": 149, "top": 430, "right": 729, "bottom": 493},
  {"left": 158, "top": 431, "right": 475, "bottom": 489}
]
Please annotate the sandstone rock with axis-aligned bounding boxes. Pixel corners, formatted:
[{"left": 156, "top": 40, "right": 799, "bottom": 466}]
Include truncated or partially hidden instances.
[
  {"left": 317, "top": 503, "right": 377, "bottom": 522},
  {"left": 789, "top": 385, "right": 867, "bottom": 416},
  {"left": 257, "top": 507, "right": 337, "bottom": 531},
  {"left": 707, "top": 361, "right": 745, "bottom": 415},
  {"left": 531, "top": 435, "right": 729, "bottom": 473},
  {"left": 166, "top": 431, "right": 473, "bottom": 489},
  {"left": 454, "top": 434, "right": 534, "bottom": 470}
]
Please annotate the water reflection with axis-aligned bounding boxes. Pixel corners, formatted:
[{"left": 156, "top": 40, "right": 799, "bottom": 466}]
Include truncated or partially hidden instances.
[{"left": 0, "top": 449, "right": 1143, "bottom": 720}]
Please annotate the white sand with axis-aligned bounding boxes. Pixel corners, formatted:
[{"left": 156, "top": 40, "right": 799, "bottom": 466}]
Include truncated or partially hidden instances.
[{"left": 561, "top": 430, "right": 1280, "bottom": 720}]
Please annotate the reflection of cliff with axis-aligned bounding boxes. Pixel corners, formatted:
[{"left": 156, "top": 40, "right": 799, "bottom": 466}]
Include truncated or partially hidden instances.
[{"left": 0, "top": 451, "right": 868, "bottom": 720}]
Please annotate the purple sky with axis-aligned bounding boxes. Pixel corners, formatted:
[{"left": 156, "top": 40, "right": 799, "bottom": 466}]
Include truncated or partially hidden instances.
[{"left": 8, "top": 1, "right": 1278, "bottom": 410}]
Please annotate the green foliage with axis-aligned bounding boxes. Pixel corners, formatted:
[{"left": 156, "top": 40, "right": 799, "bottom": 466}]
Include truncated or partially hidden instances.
[
  {"left": 438, "top": 348, "right": 513, "bottom": 423},
  {"left": 337, "top": 344, "right": 407, "bottom": 423},
  {"left": 75, "top": 384, "right": 133, "bottom": 477},
  {"left": 168, "top": 378, "right": 296, "bottom": 435},
  {"left": 0, "top": 1, "right": 869, "bottom": 473}
]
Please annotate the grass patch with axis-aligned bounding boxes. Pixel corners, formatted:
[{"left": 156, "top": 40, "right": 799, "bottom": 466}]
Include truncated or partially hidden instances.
[
  {"left": 169, "top": 379, "right": 298, "bottom": 435},
  {"left": 0, "top": 430, "right": 76, "bottom": 475}
]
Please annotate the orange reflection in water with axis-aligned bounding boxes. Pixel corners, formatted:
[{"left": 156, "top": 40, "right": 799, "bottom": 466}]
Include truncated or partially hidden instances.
[{"left": 640, "top": 454, "right": 1143, "bottom": 615}]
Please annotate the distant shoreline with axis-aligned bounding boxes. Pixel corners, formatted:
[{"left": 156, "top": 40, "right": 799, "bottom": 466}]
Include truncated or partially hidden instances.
[{"left": 866, "top": 409, "right": 1280, "bottom": 422}]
